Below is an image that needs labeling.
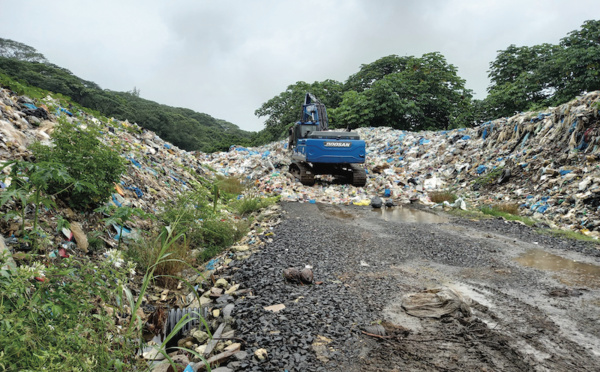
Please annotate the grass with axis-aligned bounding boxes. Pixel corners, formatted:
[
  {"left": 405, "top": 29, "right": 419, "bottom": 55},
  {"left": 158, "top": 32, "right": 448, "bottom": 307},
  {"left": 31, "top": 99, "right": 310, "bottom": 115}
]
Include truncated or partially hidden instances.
[
  {"left": 480, "top": 205, "right": 537, "bottom": 226},
  {"left": 127, "top": 231, "right": 192, "bottom": 288},
  {"left": 429, "top": 191, "right": 457, "bottom": 203},
  {"left": 540, "top": 228, "right": 599, "bottom": 242},
  {"left": 231, "top": 194, "right": 280, "bottom": 217},
  {"left": 473, "top": 166, "right": 504, "bottom": 187},
  {"left": 215, "top": 175, "right": 246, "bottom": 195}
]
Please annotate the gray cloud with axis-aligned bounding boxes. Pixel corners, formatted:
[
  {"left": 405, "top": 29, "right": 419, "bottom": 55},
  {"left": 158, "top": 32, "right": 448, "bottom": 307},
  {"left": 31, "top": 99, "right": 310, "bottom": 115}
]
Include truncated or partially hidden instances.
[{"left": 1, "top": 0, "right": 598, "bottom": 132}]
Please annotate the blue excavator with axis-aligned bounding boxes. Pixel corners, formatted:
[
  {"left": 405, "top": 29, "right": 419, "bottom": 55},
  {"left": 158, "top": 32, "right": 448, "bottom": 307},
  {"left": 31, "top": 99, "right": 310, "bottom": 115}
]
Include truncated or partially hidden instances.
[{"left": 288, "top": 93, "right": 367, "bottom": 186}]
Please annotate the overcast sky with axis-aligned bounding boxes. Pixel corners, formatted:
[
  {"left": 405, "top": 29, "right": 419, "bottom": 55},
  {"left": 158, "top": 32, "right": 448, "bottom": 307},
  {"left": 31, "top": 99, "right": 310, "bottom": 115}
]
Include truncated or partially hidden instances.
[{"left": 0, "top": 0, "right": 598, "bottom": 132}]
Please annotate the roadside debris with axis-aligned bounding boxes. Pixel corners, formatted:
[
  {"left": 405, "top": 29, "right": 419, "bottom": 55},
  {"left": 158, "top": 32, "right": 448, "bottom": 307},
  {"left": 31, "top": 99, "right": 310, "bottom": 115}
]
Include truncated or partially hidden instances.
[{"left": 401, "top": 287, "right": 472, "bottom": 318}]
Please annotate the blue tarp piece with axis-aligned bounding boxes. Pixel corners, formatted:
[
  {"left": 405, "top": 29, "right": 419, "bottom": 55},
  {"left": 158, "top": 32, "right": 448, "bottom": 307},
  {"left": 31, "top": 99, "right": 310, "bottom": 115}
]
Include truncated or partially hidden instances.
[
  {"left": 398, "top": 156, "right": 404, "bottom": 161},
  {"left": 309, "top": 199, "right": 316, "bottom": 204},
  {"left": 112, "top": 194, "right": 122, "bottom": 207},
  {"left": 569, "top": 121, "right": 578, "bottom": 133},
  {"left": 398, "top": 133, "right": 406, "bottom": 141},
  {"left": 418, "top": 138, "right": 430, "bottom": 145},
  {"left": 462, "top": 135, "right": 471, "bottom": 140},
  {"left": 457, "top": 128, "right": 466, "bottom": 132},
  {"left": 125, "top": 186, "right": 144, "bottom": 198},
  {"left": 560, "top": 170, "right": 573, "bottom": 176},
  {"left": 497, "top": 157, "right": 504, "bottom": 161},
  {"left": 387, "top": 158, "right": 394, "bottom": 163},
  {"left": 262, "top": 151, "right": 270, "bottom": 158},
  {"left": 206, "top": 258, "right": 219, "bottom": 270},
  {"left": 22, "top": 103, "right": 37, "bottom": 110},
  {"left": 55, "top": 107, "right": 73, "bottom": 116},
  {"left": 384, "top": 189, "right": 391, "bottom": 197},
  {"left": 521, "top": 163, "right": 528, "bottom": 168},
  {"left": 128, "top": 157, "right": 142, "bottom": 168},
  {"left": 112, "top": 224, "right": 131, "bottom": 240},
  {"left": 476, "top": 165, "right": 487, "bottom": 174},
  {"left": 482, "top": 128, "right": 488, "bottom": 140},
  {"left": 164, "top": 144, "right": 171, "bottom": 149},
  {"left": 521, "top": 132, "right": 530, "bottom": 148}
]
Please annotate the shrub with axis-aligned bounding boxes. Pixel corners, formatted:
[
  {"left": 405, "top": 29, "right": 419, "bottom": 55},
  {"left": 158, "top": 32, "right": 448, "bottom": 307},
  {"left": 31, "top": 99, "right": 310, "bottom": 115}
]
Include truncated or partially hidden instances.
[
  {"left": 231, "top": 194, "right": 279, "bottom": 217},
  {"left": 126, "top": 231, "right": 191, "bottom": 288},
  {"left": 0, "top": 253, "right": 144, "bottom": 371},
  {"left": 428, "top": 191, "right": 457, "bottom": 203},
  {"left": 31, "top": 118, "right": 126, "bottom": 210},
  {"left": 215, "top": 175, "right": 246, "bottom": 195}
]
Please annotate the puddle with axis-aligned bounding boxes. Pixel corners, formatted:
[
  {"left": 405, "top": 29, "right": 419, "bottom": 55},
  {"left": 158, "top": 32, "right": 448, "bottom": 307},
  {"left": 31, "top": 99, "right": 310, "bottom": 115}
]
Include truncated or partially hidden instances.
[
  {"left": 372, "top": 207, "right": 449, "bottom": 223},
  {"left": 317, "top": 204, "right": 355, "bottom": 219},
  {"left": 515, "top": 249, "right": 600, "bottom": 288}
]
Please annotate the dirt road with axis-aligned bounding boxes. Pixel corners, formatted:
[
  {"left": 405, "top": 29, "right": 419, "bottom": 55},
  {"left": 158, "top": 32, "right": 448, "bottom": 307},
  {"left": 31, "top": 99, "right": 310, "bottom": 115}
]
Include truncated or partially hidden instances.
[{"left": 230, "top": 202, "right": 600, "bottom": 371}]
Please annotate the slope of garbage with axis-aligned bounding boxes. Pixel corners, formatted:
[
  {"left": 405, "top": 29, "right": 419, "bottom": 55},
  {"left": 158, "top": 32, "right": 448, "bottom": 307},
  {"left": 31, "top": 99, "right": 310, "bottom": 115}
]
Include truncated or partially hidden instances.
[
  {"left": 2, "top": 85, "right": 600, "bottom": 369},
  {"left": 206, "top": 91, "right": 600, "bottom": 238}
]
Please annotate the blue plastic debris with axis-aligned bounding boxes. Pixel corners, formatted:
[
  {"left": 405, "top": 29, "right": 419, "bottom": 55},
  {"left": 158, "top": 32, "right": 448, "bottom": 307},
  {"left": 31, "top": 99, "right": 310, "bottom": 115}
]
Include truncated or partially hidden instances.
[
  {"left": 206, "top": 258, "right": 219, "bottom": 270},
  {"left": 22, "top": 103, "right": 37, "bottom": 110},
  {"left": 183, "top": 364, "right": 194, "bottom": 372},
  {"left": 461, "top": 135, "right": 471, "bottom": 140},
  {"left": 476, "top": 165, "right": 487, "bottom": 174},
  {"left": 164, "top": 144, "right": 171, "bottom": 149},
  {"left": 559, "top": 170, "right": 573, "bottom": 176}
]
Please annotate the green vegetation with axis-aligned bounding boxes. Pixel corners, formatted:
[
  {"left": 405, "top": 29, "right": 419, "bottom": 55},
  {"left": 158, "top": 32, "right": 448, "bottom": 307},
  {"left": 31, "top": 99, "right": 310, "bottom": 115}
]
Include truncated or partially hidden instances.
[
  {"left": 428, "top": 190, "right": 458, "bottom": 204},
  {"left": 0, "top": 48, "right": 254, "bottom": 152},
  {"left": 31, "top": 118, "right": 126, "bottom": 210},
  {"left": 540, "top": 228, "right": 600, "bottom": 242},
  {"left": 255, "top": 20, "right": 600, "bottom": 143},
  {"left": 231, "top": 194, "right": 280, "bottom": 217},
  {"left": 473, "top": 167, "right": 504, "bottom": 188},
  {"left": 479, "top": 205, "right": 536, "bottom": 226},
  {"left": 0, "top": 253, "right": 145, "bottom": 371}
]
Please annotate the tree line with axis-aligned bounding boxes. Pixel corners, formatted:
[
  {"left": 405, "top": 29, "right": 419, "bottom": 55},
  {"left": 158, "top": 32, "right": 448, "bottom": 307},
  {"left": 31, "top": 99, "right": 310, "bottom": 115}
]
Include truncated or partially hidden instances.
[
  {"left": 254, "top": 19, "right": 600, "bottom": 143},
  {"left": 0, "top": 41, "right": 254, "bottom": 152}
]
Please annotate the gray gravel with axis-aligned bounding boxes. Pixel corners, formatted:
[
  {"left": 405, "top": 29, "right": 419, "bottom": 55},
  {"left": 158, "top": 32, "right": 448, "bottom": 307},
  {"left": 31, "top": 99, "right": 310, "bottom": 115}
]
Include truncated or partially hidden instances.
[{"left": 227, "top": 202, "right": 600, "bottom": 371}]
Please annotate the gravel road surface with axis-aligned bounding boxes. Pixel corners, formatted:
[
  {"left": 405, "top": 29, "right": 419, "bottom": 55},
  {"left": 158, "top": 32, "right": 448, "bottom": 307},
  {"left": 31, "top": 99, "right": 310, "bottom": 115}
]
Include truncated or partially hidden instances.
[{"left": 228, "top": 202, "right": 600, "bottom": 371}]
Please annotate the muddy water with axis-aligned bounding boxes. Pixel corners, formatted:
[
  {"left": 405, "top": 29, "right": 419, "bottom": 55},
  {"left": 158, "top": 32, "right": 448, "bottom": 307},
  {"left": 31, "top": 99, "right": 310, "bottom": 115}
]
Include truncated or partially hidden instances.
[
  {"left": 372, "top": 207, "right": 449, "bottom": 223},
  {"left": 515, "top": 249, "right": 600, "bottom": 288}
]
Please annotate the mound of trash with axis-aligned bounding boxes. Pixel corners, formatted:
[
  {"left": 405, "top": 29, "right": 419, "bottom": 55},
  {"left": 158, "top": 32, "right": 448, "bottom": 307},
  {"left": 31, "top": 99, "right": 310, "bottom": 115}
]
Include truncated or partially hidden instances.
[
  {"left": 204, "top": 91, "right": 600, "bottom": 238},
  {"left": 2, "top": 87, "right": 600, "bottom": 239}
]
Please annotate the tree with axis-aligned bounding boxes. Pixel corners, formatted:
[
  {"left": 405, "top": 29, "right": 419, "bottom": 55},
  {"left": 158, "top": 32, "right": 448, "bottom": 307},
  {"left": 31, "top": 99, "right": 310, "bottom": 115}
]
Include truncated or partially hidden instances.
[
  {"left": 483, "top": 20, "right": 600, "bottom": 119},
  {"left": 254, "top": 80, "right": 344, "bottom": 142},
  {"left": 0, "top": 38, "right": 48, "bottom": 63},
  {"left": 331, "top": 52, "right": 472, "bottom": 131},
  {"left": 548, "top": 19, "right": 600, "bottom": 104}
]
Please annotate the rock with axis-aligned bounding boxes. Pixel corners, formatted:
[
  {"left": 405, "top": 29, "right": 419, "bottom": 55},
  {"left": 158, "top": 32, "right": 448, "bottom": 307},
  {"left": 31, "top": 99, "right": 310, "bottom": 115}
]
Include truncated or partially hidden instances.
[
  {"left": 263, "top": 304, "right": 285, "bottom": 312},
  {"left": 254, "top": 348, "right": 268, "bottom": 361},
  {"left": 222, "top": 304, "right": 235, "bottom": 318},
  {"left": 193, "top": 330, "right": 210, "bottom": 343},
  {"left": 212, "top": 309, "right": 220, "bottom": 318},
  {"left": 215, "top": 278, "right": 229, "bottom": 288},
  {"left": 151, "top": 354, "right": 190, "bottom": 372},
  {"left": 283, "top": 267, "right": 313, "bottom": 284},
  {"left": 211, "top": 367, "right": 233, "bottom": 372},
  {"left": 233, "top": 351, "right": 248, "bottom": 361}
]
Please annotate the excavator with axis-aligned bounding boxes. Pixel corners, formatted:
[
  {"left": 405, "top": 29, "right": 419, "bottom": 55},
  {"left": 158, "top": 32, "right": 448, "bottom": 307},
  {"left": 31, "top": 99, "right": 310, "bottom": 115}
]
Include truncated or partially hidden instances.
[{"left": 288, "top": 93, "right": 367, "bottom": 186}]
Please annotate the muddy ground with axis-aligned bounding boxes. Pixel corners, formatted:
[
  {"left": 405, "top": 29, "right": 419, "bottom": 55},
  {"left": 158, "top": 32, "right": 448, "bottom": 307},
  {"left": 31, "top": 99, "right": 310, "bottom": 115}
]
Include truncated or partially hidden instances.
[{"left": 229, "top": 202, "right": 600, "bottom": 371}]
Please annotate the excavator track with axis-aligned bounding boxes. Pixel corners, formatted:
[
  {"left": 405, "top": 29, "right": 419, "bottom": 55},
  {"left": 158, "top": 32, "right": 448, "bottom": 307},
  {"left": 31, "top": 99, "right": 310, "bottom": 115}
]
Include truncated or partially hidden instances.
[
  {"left": 350, "top": 164, "right": 367, "bottom": 187},
  {"left": 290, "top": 162, "right": 315, "bottom": 186}
]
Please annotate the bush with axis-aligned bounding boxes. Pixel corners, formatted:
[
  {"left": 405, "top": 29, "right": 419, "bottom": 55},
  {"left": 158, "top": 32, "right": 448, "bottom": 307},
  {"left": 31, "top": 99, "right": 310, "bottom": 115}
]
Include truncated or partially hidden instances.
[
  {"left": 0, "top": 253, "right": 143, "bottom": 371},
  {"left": 231, "top": 194, "right": 279, "bottom": 217},
  {"left": 428, "top": 191, "right": 457, "bottom": 204},
  {"left": 126, "top": 231, "right": 192, "bottom": 288},
  {"left": 198, "top": 219, "right": 249, "bottom": 262},
  {"left": 31, "top": 118, "right": 126, "bottom": 210}
]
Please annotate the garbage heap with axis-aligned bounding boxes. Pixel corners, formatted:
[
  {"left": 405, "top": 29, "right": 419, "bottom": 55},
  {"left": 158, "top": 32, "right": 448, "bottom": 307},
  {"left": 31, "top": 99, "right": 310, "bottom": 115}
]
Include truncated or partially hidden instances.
[{"left": 204, "top": 91, "right": 600, "bottom": 238}]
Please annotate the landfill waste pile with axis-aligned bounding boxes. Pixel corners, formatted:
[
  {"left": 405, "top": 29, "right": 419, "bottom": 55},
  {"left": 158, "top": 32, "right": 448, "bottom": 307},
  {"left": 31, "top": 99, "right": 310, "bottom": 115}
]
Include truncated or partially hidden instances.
[
  {"left": 204, "top": 91, "right": 600, "bottom": 238},
  {"left": 0, "top": 86, "right": 282, "bottom": 371},
  {"left": 1, "top": 82, "right": 600, "bottom": 370}
]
